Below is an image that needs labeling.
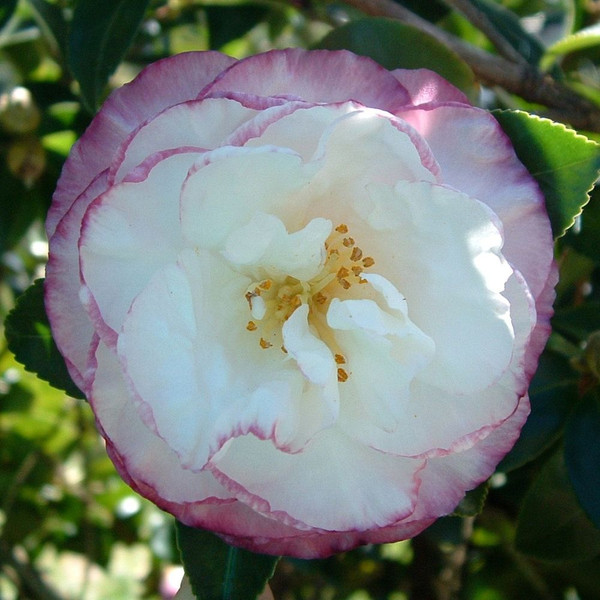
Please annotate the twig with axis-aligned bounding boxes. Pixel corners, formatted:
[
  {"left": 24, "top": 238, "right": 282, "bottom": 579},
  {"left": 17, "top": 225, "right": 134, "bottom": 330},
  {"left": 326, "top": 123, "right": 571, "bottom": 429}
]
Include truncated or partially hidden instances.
[
  {"left": 337, "top": 0, "right": 600, "bottom": 132},
  {"left": 439, "top": 0, "right": 526, "bottom": 64}
]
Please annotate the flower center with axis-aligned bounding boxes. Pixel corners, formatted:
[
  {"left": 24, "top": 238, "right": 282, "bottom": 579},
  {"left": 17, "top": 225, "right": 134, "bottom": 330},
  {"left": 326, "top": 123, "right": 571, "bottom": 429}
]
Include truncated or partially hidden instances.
[{"left": 244, "top": 223, "right": 376, "bottom": 382}]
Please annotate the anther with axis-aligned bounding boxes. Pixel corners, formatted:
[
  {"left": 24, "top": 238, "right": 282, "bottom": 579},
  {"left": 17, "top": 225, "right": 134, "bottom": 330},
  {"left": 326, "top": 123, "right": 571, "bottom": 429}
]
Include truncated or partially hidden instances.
[
  {"left": 337, "top": 368, "right": 349, "bottom": 382},
  {"left": 362, "top": 256, "right": 375, "bottom": 268},
  {"left": 351, "top": 266, "right": 363, "bottom": 277},
  {"left": 337, "top": 266, "right": 350, "bottom": 280},
  {"left": 335, "top": 224, "right": 348, "bottom": 234},
  {"left": 350, "top": 247, "right": 363, "bottom": 262},
  {"left": 339, "top": 278, "right": 351, "bottom": 290},
  {"left": 342, "top": 237, "right": 355, "bottom": 247},
  {"left": 246, "top": 321, "right": 257, "bottom": 331},
  {"left": 259, "top": 338, "right": 272, "bottom": 349},
  {"left": 335, "top": 354, "right": 346, "bottom": 364}
]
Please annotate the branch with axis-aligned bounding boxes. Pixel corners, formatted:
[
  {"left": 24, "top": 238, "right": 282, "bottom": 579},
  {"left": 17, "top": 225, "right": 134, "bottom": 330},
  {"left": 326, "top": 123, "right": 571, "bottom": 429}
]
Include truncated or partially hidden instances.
[{"left": 338, "top": 0, "right": 600, "bottom": 132}]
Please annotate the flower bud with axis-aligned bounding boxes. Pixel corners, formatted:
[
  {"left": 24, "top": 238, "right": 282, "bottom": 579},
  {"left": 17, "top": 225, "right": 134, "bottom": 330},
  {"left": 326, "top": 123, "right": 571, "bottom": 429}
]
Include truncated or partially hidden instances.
[{"left": 0, "top": 87, "right": 41, "bottom": 135}]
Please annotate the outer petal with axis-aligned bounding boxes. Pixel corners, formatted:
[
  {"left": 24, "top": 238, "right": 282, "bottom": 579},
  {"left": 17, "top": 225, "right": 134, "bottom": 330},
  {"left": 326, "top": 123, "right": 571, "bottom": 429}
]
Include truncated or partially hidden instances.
[
  {"left": 47, "top": 51, "right": 236, "bottom": 238},
  {"left": 79, "top": 152, "right": 195, "bottom": 342},
  {"left": 202, "top": 49, "right": 411, "bottom": 112},
  {"left": 45, "top": 171, "right": 109, "bottom": 391},
  {"left": 392, "top": 68, "right": 471, "bottom": 106},
  {"left": 210, "top": 430, "right": 424, "bottom": 532},
  {"left": 397, "top": 103, "right": 554, "bottom": 301}
]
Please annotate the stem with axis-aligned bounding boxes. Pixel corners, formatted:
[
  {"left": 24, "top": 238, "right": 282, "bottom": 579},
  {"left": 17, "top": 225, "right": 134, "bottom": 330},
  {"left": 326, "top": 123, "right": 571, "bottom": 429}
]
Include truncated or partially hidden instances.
[{"left": 336, "top": 0, "right": 600, "bottom": 132}]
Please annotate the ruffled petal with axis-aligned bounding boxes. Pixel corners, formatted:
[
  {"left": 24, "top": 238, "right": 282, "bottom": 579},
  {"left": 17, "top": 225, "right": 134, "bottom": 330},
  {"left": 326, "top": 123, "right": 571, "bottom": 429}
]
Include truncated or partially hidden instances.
[
  {"left": 202, "top": 49, "right": 411, "bottom": 112},
  {"left": 47, "top": 51, "right": 236, "bottom": 238}
]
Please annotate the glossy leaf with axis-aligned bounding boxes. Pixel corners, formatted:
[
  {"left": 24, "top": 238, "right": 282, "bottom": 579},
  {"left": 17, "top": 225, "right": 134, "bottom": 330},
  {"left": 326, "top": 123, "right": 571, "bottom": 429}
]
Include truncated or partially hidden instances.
[
  {"left": 516, "top": 450, "right": 600, "bottom": 562},
  {"left": 4, "top": 279, "right": 85, "bottom": 399},
  {"left": 493, "top": 110, "right": 600, "bottom": 238},
  {"left": 499, "top": 351, "right": 577, "bottom": 472},
  {"left": 316, "top": 17, "right": 477, "bottom": 100},
  {"left": 542, "top": 23, "right": 600, "bottom": 69},
  {"left": 176, "top": 522, "right": 279, "bottom": 600},
  {"left": 68, "top": 0, "right": 151, "bottom": 113},
  {"left": 565, "top": 389, "right": 600, "bottom": 529},
  {"left": 564, "top": 187, "right": 600, "bottom": 263}
]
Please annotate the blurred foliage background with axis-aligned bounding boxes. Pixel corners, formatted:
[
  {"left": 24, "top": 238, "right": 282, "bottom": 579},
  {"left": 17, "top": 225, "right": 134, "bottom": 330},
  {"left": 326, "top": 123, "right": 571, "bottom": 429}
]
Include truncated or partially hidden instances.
[{"left": 1, "top": 0, "right": 600, "bottom": 598}]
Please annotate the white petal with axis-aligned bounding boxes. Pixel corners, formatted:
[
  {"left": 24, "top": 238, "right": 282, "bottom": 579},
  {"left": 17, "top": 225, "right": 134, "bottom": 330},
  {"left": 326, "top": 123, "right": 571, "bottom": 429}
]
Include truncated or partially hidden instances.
[
  {"left": 180, "top": 146, "right": 317, "bottom": 250},
  {"left": 282, "top": 304, "right": 336, "bottom": 386},
  {"left": 223, "top": 214, "right": 331, "bottom": 281}
]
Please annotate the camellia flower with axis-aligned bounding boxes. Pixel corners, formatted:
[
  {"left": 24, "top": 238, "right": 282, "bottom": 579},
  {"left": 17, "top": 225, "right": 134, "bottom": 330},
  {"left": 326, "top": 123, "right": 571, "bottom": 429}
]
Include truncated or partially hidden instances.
[{"left": 45, "top": 49, "right": 556, "bottom": 558}]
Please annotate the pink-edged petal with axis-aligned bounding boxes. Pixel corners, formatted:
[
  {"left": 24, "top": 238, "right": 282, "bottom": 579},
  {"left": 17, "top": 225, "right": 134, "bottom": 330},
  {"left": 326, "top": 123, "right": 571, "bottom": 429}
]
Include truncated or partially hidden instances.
[
  {"left": 397, "top": 103, "right": 554, "bottom": 301},
  {"left": 210, "top": 429, "right": 424, "bottom": 532},
  {"left": 119, "top": 249, "right": 338, "bottom": 469},
  {"left": 409, "top": 393, "right": 530, "bottom": 522},
  {"left": 180, "top": 146, "right": 316, "bottom": 249},
  {"left": 341, "top": 270, "right": 534, "bottom": 458},
  {"left": 79, "top": 152, "right": 196, "bottom": 341},
  {"left": 392, "top": 68, "right": 471, "bottom": 106},
  {"left": 47, "top": 51, "right": 236, "bottom": 238},
  {"left": 356, "top": 180, "right": 515, "bottom": 395},
  {"left": 201, "top": 49, "right": 411, "bottom": 111},
  {"left": 45, "top": 171, "right": 109, "bottom": 392},
  {"left": 110, "top": 97, "right": 258, "bottom": 184},
  {"left": 90, "top": 339, "right": 233, "bottom": 504}
]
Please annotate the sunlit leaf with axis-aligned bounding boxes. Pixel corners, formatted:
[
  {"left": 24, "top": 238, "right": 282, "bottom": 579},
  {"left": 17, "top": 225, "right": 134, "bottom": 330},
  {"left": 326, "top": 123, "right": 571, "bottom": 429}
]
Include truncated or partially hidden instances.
[
  {"left": 493, "top": 110, "right": 600, "bottom": 238},
  {"left": 315, "top": 17, "right": 477, "bottom": 100},
  {"left": 176, "top": 522, "right": 279, "bottom": 600},
  {"left": 565, "top": 389, "right": 600, "bottom": 530},
  {"left": 451, "top": 482, "right": 489, "bottom": 517},
  {"left": 4, "top": 279, "right": 84, "bottom": 399},
  {"left": 68, "top": 0, "right": 151, "bottom": 112},
  {"left": 516, "top": 450, "right": 600, "bottom": 561},
  {"left": 542, "top": 23, "right": 600, "bottom": 70}
]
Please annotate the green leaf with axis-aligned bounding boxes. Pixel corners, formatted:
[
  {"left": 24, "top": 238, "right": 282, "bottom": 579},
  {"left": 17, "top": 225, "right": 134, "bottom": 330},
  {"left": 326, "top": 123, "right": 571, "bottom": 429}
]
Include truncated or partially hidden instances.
[
  {"left": 393, "top": 0, "right": 449, "bottom": 22},
  {"left": 467, "top": 0, "right": 545, "bottom": 65},
  {"left": 515, "top": 449, "right": 600, "bottom": 562},
  {"left": 563, "top": 186, "right": 600, "bottom": 263},
  {"left": 493, "top": 110, "right": 600, "bottom": 238},
  {"left": 68, "top": 0, "right": 151, "bottom": 113},
  {"left": 451, "top": 481, "right": 489, "bottom": 517},
  {"left": 176, "top": 522, "right": 279, "bottom": 600},
  {"left": 4, "top": 279, "right": 85, "bottom": 399},
  {"left": 205, "top": 4, "right": 268, "bottom": 50},
  {"left": 542, "top": 23, "right": 600, "bottom": 70},
  {"left": 498, "top": 350, "right": 577, "bottom": 472},
  {"left": 28, "top": 0, "right": 70, "bottom": 59},
  {"left": 315, "top": 17, "right": 477, "bottom": 101},
  {"left": 565, "top": 389, "right": 600, "bottom": 530},
  {"left": 553, "top": 302, "right": 600, "bottom": 342},
  {"left": 0, "top": 0, "right": 18, "bottom": 32}
]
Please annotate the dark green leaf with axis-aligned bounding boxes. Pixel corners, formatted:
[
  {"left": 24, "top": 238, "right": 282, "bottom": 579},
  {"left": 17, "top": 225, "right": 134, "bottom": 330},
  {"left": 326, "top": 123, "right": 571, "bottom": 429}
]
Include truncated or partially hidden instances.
[
  {"left": 451, "top": 481, "right": 489, "bottom": 517},
  {"left": 553, "top": 302, "right": 600, "bottom": 342},
  {"left": 0, "top": 0, "right": 18, "bottom": 32},
  {"left": 315, "top": 17, "right": 477, "bottom": 100},
  {"left": 542, "top": 23, "right": 600, "bottom": 70},
  {"left": 68, "top": 0, "right": 151, "bottom": 113},
  {"left": 4, "top": 279, "right": 85, "bottom": 399},
  {"left": 498, "top": 351, "right": 577, "bottom": 472},
  {"left": 176, "top": 522, "right": 279, "bottom": 600},
  {"left": 563, "top": 187, "right": 600, "bottom": 263},
  {"left": 467, "top": 0, "right": 545, "bottom": 65},
  {"left": 565, "top": 389, "right": 600, "bottom": 529},
  {"left": 493, "top": 110, "right": 600, "bottom": 238},
  {"left": 205, "top": 4, "right": 268, "bottom": 50},
  {"left": 515, "top": 449, "right": 600, "bottom": 561}
]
